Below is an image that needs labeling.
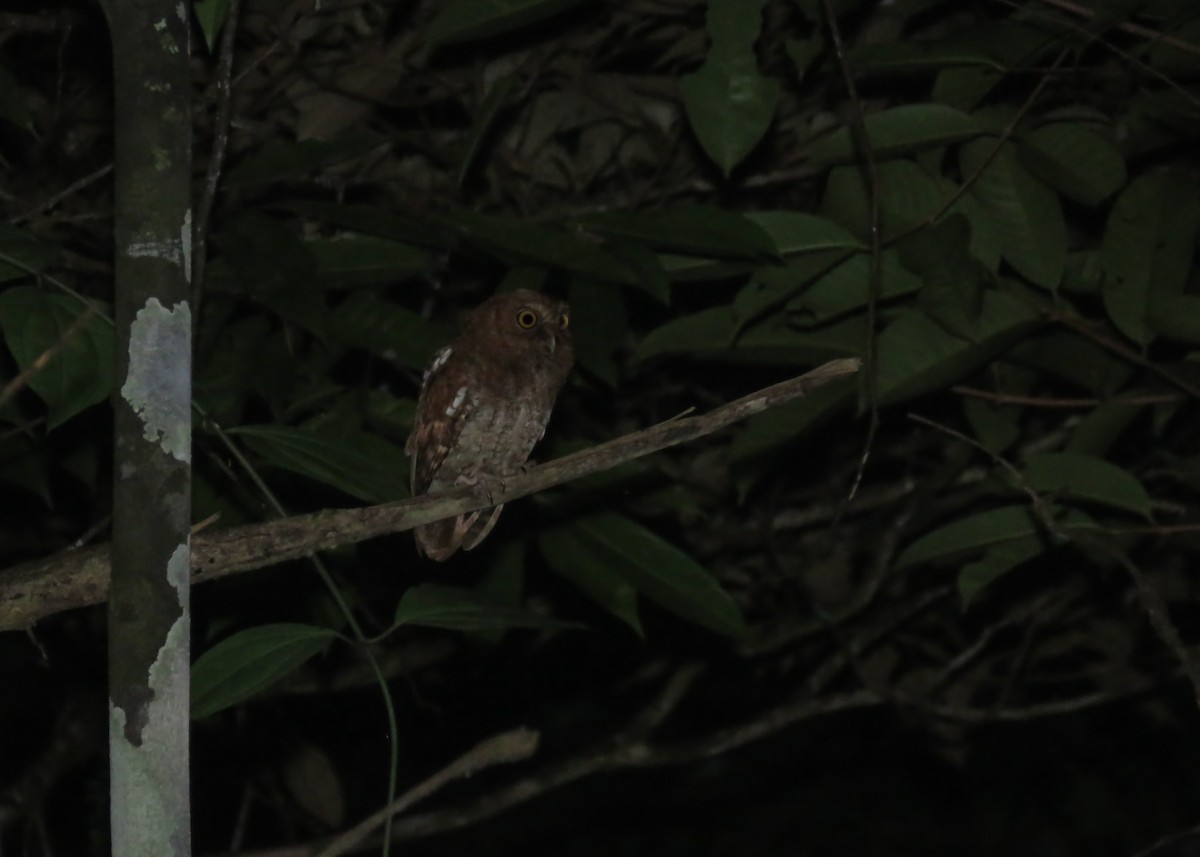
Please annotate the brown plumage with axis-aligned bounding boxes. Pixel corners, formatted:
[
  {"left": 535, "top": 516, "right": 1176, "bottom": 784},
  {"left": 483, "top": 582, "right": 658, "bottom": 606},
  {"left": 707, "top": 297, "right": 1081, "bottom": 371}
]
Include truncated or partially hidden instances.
[{"left": 405, "top": 289, "right": 574, "bottom": 561}]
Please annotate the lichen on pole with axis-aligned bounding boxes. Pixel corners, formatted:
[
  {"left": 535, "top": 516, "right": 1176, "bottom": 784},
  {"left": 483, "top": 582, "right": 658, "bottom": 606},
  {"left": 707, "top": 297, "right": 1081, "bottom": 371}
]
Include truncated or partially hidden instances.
[{"left": 100, "top": 0, "right": 194, "bottom": 853}]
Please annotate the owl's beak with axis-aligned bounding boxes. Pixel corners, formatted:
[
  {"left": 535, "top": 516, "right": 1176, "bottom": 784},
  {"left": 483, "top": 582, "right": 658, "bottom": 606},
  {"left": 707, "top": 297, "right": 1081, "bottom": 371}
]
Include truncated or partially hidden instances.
[{"left": 544, "top": 330, "right": 558, "bottom": 354}]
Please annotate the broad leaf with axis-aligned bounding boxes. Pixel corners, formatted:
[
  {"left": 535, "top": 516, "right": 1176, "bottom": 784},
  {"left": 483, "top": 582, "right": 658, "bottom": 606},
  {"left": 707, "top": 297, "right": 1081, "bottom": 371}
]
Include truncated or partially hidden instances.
[
  {"left": 539, "top": 526, "right": 644, "bottom": 635},
  {"left": 193, "top": 0, "right": 230, "bottom": 52},
  {"left": 743, "top": 211, "right": 863, "bottom": 256},
  {"left": 192, "top": 624, "right": 340, "bottom": 718},
  {"left": 393, "top": 584, "right": 577, "bottom": 632},
  {"left": 224, "top": 133, "right": 386, "bottom": 186},
  {"left": 0, "top": 287, "right": 114, "bottom": 428},
  {"left": 876, "top": 292, "right": 1038, "bottom": 404},
  {"left": 306, "top": 235, "right": 434, "bottom": 288},
  {"left": 425, "top": 0, "right": 587, "bottom": 45},
  {"left": 230, "top": 424, "right": 411, "bottom": 502},
  {"left": 544, "top": 512, "right": 746, "bottom": 638},
  {"left": 1018, "top": 123, "right": 1126, "bottom": 207},
  {"left": 0, "top": 225, "right": 60, "bottom": 283},
  {"left": 456, "top": 75, "right": 519, "bottom": 185},
  {"left": 0, "top": 63, "right": 32, "bottom": 131},
  {"left": 635, "top": 305, "right": 863, "bottom": 367},
  {"left": 896, "top": 504, "right": 1099, "bottom": 569},
  {"left": 809, "top": 103, "right": 983, "bottom": 165},
  {"left": 440, "top": 210, "right": 636, "bottom": 284},
  {"left": 957, "top": 535, "right": 1046, "bottom": 606},
  {"left": 1023, "top": 452, "right": 1152, "bottom": 519},
  {"left": 681, "top": 0, "right": 779, "bottom": 176},
  {"left": 328, "top": 292, "right": 452, "bottom": 371},
  {"left": 1101, "top": 171, "right": 1200, "bottom": 344},
  {"left": 579, "top": 205, "right": 778, "bottom": 260},
  {"left": 959, "top": 138, "right": 1065, "bottom": 290}
]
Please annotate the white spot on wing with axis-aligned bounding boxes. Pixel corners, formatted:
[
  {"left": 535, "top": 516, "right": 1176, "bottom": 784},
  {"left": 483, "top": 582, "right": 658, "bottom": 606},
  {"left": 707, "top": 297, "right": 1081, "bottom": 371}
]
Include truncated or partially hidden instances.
[
  {"left": 445, "top": 386, "right": 468, "bottom": 417},
  {"left": 424, "top": 346, "right": 452, "bottom": 383}
]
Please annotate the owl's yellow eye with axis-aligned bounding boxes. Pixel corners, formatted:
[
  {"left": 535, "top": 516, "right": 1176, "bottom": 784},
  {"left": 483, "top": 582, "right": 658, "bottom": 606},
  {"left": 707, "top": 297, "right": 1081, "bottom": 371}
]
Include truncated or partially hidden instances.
[
  {"left": 516, "top": 309, "right": 539, "bottom": 329},
  {"left": 559, "top": 312, "right": 569, "bottom": 329}
]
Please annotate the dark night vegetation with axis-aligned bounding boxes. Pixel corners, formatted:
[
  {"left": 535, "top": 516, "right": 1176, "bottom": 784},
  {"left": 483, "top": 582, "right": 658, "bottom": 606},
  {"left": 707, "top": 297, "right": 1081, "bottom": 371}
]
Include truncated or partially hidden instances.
[{"left": 2, "top": 0, "right": 1200, "bottom": 854}]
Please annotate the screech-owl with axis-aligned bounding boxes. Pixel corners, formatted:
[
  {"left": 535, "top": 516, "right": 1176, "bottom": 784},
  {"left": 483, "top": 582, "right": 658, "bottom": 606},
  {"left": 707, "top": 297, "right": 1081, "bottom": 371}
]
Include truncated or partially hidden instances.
[{"left": 405, "top": 289, "right": 573, "bottom": 561}]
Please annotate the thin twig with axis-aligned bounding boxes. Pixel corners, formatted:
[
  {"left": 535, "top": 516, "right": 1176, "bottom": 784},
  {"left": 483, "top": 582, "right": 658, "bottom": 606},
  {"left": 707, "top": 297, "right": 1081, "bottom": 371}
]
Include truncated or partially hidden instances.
[
  {"left": 9, "top": 164, "right": 113, "bottom": 226},
  {"left": 908, "top": 412, "right": 1200, "bottom": 712},
  {"left": 192, "top": 0, "right": 245, "bottom": 323},
  {"left": 313, "top": 729, "right": 540, "bottom": 857},
  {"left": 1031, "top": 0, "right": 1200, "bottom": 59},
  {"left": 819, "top": 0, "right": 880, "bottom": 505},
  {"left": 952, "top": 385, "right": 1183, "bottom": 408}
]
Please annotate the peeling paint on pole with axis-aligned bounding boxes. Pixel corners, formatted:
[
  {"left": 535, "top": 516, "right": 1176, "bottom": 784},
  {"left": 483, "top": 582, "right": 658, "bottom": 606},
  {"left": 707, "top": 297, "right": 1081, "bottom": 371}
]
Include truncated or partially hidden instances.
[
  {"left": 110, "top": 542, "right": 191, "bottom": 856},
  {"left": 121, "top": 298, "right": 191, "bottom": 463}
]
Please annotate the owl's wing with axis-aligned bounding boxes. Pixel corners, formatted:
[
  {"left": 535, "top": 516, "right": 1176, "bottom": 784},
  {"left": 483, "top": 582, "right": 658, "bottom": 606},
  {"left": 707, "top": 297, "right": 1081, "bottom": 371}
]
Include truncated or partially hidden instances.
[{"left": 405, "top": 346, "right": 476, "bottom": 495}]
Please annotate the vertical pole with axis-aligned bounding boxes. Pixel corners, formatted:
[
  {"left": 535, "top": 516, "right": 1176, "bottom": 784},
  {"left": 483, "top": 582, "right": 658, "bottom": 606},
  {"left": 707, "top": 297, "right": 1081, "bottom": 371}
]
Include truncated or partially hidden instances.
[{"left": 102, "top": 1, "right": 193, "bottom": 854}]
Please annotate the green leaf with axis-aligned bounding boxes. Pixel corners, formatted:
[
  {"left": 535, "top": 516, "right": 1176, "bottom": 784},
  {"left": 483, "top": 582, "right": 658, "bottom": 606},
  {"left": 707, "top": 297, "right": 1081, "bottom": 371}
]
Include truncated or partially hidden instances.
[
  {"left": 821, "top": 159, "right": 954, "bottom": 237},
  {"left": 899, "top": 215, "right": 985, "bottom": 337},
  {"left": 896, "top": 504, "right": 1098, "bottom": 569},
  {"left": 1149, "top": 295, "right": 1200, "bottom": 345},
  {"left": 328, "top": 292, "right": 452, "bottom": 371},
  {"left": 440, "top": 210, "right": 636, "bottom": 284},
  {"left": 545, "top": 512, "right": 747, "bottom": 638},
  {"left": 957, "top": 535, "right": 1046, "bottom": 606},
  {"left": 680, "top": 0, "right": 780, "bottom": 175},
  {"left": 743, "top": 211, "right": 864, "bottom": 256},
  {"left": 425, "top": 0, "right": 587, "bottom": 45},
  {"left": 225, "top": 133, "right": 386, "bottom": 186},
  {"left": 217, "top": 213, "right": 328, "bottom": 337},
  {"left": 567, "top": 279, "right": 627, "bottom": 387},
  {"left": 1018, "top": 123, "right": 1127, "bottom": 207},
  {"left": 959, "top": 139, "right": 1065, "bottom": 290},
  {"left": 607, "top": 241, "right": 670, "bottom": 304},
  {"left": 788, "top": 249, "right": 924, "bottom": 324},
  {"left": 896, "top": 505, "right": 1045, "bottom": 568},
  {"left": 852, "top": 40, "right": 1005, "bottom": 75},
  {"left": 540, "top": 525, "right": 643, "bottom": 636},
  {"left": 579, "top": 205, "right": 779, "bottom": 260},
  {"left": 635, "top": 305, "right": 862, "bottom": 367},
  {"left": 1024, "top": 452, "right": 1152, "bottom": 519},
  {"left": 809, "top": 103, "right": 983, "bottom": 166},
  {"left": 1066, "top": 402, "right": 1143, "bottom": 458},
  {"left": 306, "top": 235, "right": 434, "bottom": 288},
  {"left": 875, "top": 292, "right": 1038, "bottom": 404},
  {"left": 229, "top": 424, "right": 411, "bottom": 502},
  {"left": 0, "top": 287, "right": 114, "bottom": 428},
  {"left": 734, "top": 249, "right": 855, "bottom": 329},
  {"left": 0, "top": 225, "right": 61, "bottom": 283},
  {"left": 1101, "top": 171, "right": 1200, "bottom": 344},
  {"left": 192, "top": 624, "right": 340, "bottom": 718},
  {"left": 393, "top": 583, "right": 577, "bottom": 631},
  {"left": 456, "top": 75, "right": 518, "bottom": 186},
  {"left": 193, "top": 0, "right": 230, "bottom": 52},
  {"left": 0, "top": 433, "right": 51, "bottom": 504},
  {"left": 276, "top": 200, "right": 455, "bottom": 249},
  {"left": 962, "top": 396, "right": 1020, "bottom": 454},
  {"left": 729, "top": 374, "right": 858, "bottom": 465},
  {"left": 0, "top": 63, "right": 33, "bottom": 131}
]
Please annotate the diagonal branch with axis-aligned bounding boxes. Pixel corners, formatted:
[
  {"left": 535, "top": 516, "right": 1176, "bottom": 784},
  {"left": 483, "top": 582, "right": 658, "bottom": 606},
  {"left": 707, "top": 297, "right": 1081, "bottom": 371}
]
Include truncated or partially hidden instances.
[{"left": 0, "top": 358, "right": 860, "bottom": 631}]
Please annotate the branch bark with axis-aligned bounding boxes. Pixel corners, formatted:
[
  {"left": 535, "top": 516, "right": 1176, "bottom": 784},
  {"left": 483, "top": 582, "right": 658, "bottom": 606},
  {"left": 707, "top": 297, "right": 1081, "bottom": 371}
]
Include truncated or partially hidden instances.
[{"left": 0, "top": 358, "right": 860, "bottom": 631}]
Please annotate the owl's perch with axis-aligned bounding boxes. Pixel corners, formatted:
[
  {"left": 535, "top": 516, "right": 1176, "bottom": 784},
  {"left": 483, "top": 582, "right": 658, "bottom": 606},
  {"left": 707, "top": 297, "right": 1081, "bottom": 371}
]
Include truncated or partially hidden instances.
[{"left": 0, "top": 358, "right": 860, "bottom": 631}]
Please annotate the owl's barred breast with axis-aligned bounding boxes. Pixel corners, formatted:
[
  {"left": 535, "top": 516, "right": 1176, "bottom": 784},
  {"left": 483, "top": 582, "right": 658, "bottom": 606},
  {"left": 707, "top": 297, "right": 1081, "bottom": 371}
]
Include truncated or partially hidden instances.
[{"left": 426, "top": 396, "right": 549, "bottom": 492}]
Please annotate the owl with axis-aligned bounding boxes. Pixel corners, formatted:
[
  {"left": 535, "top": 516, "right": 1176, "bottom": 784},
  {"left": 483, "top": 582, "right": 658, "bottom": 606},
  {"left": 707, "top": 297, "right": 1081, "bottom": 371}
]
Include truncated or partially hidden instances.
[{"left": 405, "top": 289, "right": 574, "bottom": 561}]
